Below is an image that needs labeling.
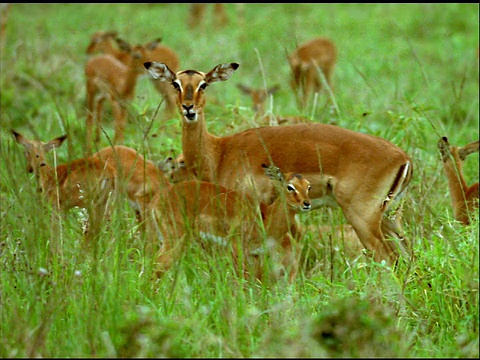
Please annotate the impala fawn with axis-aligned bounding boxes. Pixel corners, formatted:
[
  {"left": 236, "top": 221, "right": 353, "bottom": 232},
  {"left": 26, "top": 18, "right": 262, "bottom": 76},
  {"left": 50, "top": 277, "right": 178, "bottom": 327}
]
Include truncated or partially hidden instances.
[
  {"left": 85, "top": 38, "right": 146, "bottom": 150},
  {"left": 288, "top": 37, "right": 337, "bottom": 110},
  {"left": 188, "top": 3, "right": 228, "bottom": 30},
  {"left": 237, "top": 83, "right": 310, "bottom": 126},
  {"left": 12, "top": 130, "right": 116, "bottom": 242},
  {"left": 438, "top": 137, "right": 479, "bottom": 225},
  {"left": 138, "top": 164, "right": 311, "bottom": 282},
  {"left": 92, "top": 145, "right": 171, "bottom": 228},
  {"left": 86, "top": 32, "right": 180, "bottom": 120},
  {"left": 144, "top": 61, "right": 413, "bottom": 266}
]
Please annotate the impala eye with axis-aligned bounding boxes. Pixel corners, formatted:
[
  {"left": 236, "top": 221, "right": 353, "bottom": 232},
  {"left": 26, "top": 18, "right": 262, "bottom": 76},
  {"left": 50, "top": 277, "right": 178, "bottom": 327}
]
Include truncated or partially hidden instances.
[
  {"left": 308, "top": 185, "right": 312, "bottom": 192},
  {"left": 198, "top": 82, "right": 208, "bottom": 90},
  {"left": 287, "top": 184, "right": 295, "bottom": 192},
  {"left": 172, "top": 81, "right": 181, "bottom": 91}
]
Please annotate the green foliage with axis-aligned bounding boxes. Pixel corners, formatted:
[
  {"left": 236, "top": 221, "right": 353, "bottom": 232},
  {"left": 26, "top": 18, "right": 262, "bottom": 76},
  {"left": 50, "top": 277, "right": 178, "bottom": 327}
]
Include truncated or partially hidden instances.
[{"left": 1, "top": 3, "right": 478, "bottom": 358}]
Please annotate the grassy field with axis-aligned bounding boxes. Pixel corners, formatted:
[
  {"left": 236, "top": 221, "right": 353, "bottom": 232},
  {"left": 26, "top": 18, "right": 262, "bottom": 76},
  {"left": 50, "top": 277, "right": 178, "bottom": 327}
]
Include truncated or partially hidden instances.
[{"left": 1, "top": 3, "right": 479, "bottom": 357}]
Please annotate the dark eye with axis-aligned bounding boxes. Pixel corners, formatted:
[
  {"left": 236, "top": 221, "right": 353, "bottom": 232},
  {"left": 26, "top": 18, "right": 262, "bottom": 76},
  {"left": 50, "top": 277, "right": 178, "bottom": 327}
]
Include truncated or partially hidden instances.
[
  {"left": 199, "top": 82, "right": 208, "bottom": 90},
  {"left": 172, "top": 82, "right": 180, "bottom": 91},
  {"left": 307, "top": 185, "right": 311, "bottom": 191},
  {"left": 287, "top": 184, "right": 295, "bottom": 192}
]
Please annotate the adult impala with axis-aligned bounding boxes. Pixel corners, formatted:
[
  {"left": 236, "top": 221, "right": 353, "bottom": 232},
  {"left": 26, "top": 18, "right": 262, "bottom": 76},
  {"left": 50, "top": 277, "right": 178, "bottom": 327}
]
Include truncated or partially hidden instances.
[
  {"left": 438, "top": 137, "right": 479, "bottom": 225},
  {"left": 144, "top": 61, "right": 413, "bottom": 266}
]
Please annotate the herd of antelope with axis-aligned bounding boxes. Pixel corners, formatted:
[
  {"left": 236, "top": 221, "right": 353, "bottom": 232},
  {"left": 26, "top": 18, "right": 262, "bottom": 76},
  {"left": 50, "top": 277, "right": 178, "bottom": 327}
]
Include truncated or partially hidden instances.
[{"left": 11, "top": 9, "right": 479, "bottom": 281}]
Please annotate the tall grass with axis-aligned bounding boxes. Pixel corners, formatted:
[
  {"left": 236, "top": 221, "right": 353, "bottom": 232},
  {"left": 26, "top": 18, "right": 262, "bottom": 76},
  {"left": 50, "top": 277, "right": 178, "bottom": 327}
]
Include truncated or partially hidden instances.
[{"left": 1, "top": 3, "right": 478, "bottom": 357}]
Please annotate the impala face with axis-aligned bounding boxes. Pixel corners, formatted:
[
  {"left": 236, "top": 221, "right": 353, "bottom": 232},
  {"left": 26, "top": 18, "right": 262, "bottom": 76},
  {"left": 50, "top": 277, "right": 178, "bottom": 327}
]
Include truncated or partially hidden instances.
[
  {"left": 285, "top": 173, "right": 312, "bottom": 212},
  {"left": 144, "top": 61, "right": 240, "bottom": 124}
]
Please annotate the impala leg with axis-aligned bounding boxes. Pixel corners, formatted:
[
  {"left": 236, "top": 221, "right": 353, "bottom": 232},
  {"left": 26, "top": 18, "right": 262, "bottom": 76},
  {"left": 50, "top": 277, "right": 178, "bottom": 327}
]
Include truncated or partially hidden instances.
[
  {"left": 112, "top": 99, "right": 126, "bottom": 144},
  {"left": 94, "top": 96, "right": 105, "bottom": 144}
]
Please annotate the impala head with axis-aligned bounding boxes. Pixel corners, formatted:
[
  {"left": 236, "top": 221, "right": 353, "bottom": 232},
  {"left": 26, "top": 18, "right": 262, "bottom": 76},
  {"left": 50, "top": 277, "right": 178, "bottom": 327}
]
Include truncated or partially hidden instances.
[
  {"left": 114, "top": 37, "right": 147, "bottom": 73},
  {"left": 237, "top": 84, "right": 280, "bottom": 114},
  {"left": 439, "top": 136, "right": 479, "bottom": 163},
  {"left": 262, "top": 164, "right": 312, "bottom": 212},
  {"left": 12, "top": 130, "right": 67, "bottom": 174},
  {"left": 144, "top": 61, "right": 240, "bottom": 123},
  {"left": 86, "top": 30, "right": 118, "bottom": 54}
]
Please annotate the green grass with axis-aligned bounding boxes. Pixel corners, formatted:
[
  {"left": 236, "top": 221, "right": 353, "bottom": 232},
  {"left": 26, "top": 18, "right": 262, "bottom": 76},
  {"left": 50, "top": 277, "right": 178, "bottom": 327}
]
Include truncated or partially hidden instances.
[{"left": 1, "top": 3, "right": 479, "bottom": 357}]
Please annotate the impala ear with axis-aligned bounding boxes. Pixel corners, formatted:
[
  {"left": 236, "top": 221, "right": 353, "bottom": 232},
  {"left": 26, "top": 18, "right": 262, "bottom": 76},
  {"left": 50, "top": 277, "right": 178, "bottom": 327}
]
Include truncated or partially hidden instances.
[
  {"left": 205, "top": 62, "right": 239, "bottom": 84},
  {"left": 144, "top": 61, "right": 176, "bottom": 82},
  {"left": 458, "top": 140, "right": 480, "bottom": 161},
  {"left": 262, "top": 163, "right": 285, "bottom": 182},
  {"left": 11, "top": 129, "right": 32, "bottom": 149},
  {"left": 115, "top": 37, "right": 132, "bottom": 52},
  {"left": 44, "top": 134, "right": 67, "bottom": 152},
  {"left": 268, "top": 84, "right": 280, "bottom": 94},
  {"left": 145, "top": 37, "right": 162, "bottom": 50},
  {"left": 237, "top": 83, "right": 252, "bottom": 95}
]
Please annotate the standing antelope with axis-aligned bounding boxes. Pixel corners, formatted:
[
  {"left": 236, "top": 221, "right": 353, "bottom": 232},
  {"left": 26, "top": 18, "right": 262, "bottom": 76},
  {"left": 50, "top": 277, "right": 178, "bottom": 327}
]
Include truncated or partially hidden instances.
[
  {"left": 86, "top": 32, "right": 180, "bottom": 120},
  {"left": 85, "top": 38, "right": 146, "bottom": 150},
  {"left": 288, "top": 37, "right": 337, "bottom": 109},
  {"left": 144, "top": 61, "right": 413, "bottom": 266},
  {"left": 237, "top": 83, "right": 310, "bottom": 126},
  {"left": 188, "top": 3, "right": 228, "bottom": 30},
  {"left": 138, "top": 164, "right": 312, "bottom": 282},
  {"left": 92, "top": 145, "right": 171, "bottom": 227},
  {"left": 11, "top": 130, "right": 116, "bottom": 241},
  {"left": 438, "top": 137, "right": 479, "bottom": 225}
]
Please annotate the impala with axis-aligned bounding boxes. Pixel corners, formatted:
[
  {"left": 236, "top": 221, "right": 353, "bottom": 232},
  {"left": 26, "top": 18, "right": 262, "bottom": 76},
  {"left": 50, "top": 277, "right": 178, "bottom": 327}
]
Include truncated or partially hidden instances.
[
  {"left": 86, "top": 32, "right": 180, "bottom": 120},
  {"left": 288, "top": 37, "right": 337, "bottom": 109},
  {"left": 237, "top": 83, "right": 310, "bottom": 126},
  {"left": 12, "top": 130, "right": 116, "bottom": 241},
  {"left": 144, "top": 61, "right": 413, "bottom": 266},
  {"left": 85, "top": 38, "right": 146, "bottom": 150},
  {"left": 138, "top": 164, "right": 312, "bottom": 282},
  {"left": 188, "top": 3, "right": 229, "bottom": 30},
  {"left": 438, "top": 137, "right": 479, "bottom": 225},
  {"left": 92, "top": 145, "right": 171, "bottom": 227}
]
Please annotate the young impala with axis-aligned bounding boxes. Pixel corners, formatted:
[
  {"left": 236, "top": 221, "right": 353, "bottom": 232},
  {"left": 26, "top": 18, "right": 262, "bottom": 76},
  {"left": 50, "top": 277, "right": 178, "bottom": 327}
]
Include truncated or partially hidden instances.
[
  {"left": 144, "top": 61, "right": 413, "bottom": 266},
  {"left": 288, "top": 37, "right": 337, "bottom": 109},
  {"left": 92, "top": 145, "right": 171, "bottom": 227},
  {"left": 85, "top": 38, "right": 146, "bottom": 150},
  {"left": 12, "top": 130, "right": 116, "bottom": 241},
  {"left": 138, "top": 164, "right": 312, "bottom": 282},
  {"left": 438, "top": 137, "right": 479, "bottom": 225},
  {"left": 188, "top": 3, "right": 229, "bottom": 30},
  {"left": 236, "top": 83, "right": 310, "bottom": 126},
  {"left": 86, "top": 32, "right": 180, "bottom": 119}
]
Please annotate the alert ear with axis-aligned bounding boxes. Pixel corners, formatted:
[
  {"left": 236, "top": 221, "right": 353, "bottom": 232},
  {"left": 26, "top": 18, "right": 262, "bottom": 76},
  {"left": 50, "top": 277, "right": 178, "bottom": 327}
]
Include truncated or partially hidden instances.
[
  {"left": 204, "top": 62, "right": 240, "bottom": 84},
  {"left": 144, "top": 61, "right": 176, "bottom": 82}
]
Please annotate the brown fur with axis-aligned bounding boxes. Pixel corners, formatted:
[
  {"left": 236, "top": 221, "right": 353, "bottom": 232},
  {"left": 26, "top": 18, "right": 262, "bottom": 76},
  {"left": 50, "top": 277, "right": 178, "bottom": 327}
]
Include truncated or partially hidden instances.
[
  {"left": 288, "top": 37, "right": 337, "bottom": 109},
  {"left": 144, "top": 61, "right": 413, "bottom": 266},
  {"left": 12, "top": 130, "right": 116, "bottom": 241},
  {"left": 438, "top": 137, "right": 479, "bottom": 225},
  {"left": 138, "top": 166, "right": 312, "bottom": 282},
  {"left": 85, "top": 40, "right": 146, "bottom": 149}
]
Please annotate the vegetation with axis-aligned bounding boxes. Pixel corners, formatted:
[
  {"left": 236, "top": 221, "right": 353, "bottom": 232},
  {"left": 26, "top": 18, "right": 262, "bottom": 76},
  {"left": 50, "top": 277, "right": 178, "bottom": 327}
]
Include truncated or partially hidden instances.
[{"left": 1, "top": 3, "right": 478, "bottom": 357}]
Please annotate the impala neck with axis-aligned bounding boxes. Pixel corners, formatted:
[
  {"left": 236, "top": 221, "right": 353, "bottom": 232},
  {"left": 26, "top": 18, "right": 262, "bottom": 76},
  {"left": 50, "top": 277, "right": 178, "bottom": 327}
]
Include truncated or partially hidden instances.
[
  {"left": 261, "top": 199, "right": 294, "bottom": 240},
  {"left": 444, "top": 160, "right": 469, "bottom": 209},
  {"left": 181, "top": 109, "right": 219, "bottom": 182}
]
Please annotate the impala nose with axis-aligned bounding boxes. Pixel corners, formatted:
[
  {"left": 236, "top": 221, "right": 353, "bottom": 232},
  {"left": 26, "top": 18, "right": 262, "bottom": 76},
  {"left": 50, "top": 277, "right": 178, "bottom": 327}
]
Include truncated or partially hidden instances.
[
  {"left": 303, "top": 200, "right": 311, "bottom": 211},
  {"left": 182, "top": 104, "right": 197, "bottom": 122}
]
